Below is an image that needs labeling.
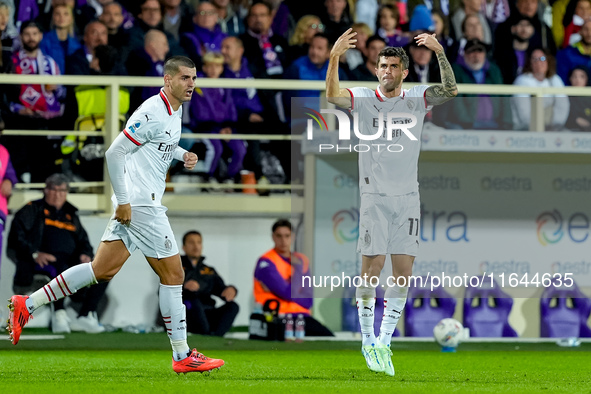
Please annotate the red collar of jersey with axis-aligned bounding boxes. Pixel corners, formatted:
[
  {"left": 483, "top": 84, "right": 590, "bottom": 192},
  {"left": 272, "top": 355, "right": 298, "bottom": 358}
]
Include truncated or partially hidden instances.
[
  {"left": 375, "top": 85, "right": 405, "bottom": 102},
  {"left": 160, "top": 89, "right": 173, "bottom": 116}
]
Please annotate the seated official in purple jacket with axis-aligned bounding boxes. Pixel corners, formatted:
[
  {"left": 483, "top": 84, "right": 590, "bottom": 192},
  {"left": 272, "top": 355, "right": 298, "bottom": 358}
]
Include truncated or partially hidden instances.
[{"left": 254, "top": 219, "right": 334, "bottom": 336}]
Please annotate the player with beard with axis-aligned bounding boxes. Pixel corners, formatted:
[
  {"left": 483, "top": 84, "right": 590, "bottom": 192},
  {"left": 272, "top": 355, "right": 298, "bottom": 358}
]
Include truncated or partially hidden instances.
[
  {"left": 7, "top": 56, "right": 225, "bottom": 374},
  {"left": 326, "top": 29, "right": 457, "bottom": 376}
]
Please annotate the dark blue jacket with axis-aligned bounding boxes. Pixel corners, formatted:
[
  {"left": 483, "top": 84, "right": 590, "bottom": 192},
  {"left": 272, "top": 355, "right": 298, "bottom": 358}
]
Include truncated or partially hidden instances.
[
  {"left": 39, "top": 30, "right": 82, "bottom": 74},
  {"left": 222, "top": 58, "right": 264, "bottom": 120}
]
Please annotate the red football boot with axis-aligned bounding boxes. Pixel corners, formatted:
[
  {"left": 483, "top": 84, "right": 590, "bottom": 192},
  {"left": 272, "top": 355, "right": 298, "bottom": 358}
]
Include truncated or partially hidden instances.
[
  {"left": 7, "top": 295, "right": 33, "bottom": 345},
  {"left": 172, "top": 349, "right": 225, "bottom": 374}
]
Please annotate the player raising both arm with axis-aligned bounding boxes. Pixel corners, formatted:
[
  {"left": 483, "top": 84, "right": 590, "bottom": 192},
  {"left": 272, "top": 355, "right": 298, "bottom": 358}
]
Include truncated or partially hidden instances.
[{"left": 325, "top": 29, "right": 457, "bottom": 377}]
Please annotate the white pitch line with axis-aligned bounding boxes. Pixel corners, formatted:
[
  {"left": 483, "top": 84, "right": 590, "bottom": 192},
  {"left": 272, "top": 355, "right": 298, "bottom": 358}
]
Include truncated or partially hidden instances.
[{"left": 0, "top": 335, "right": 65, "bottom": 341}]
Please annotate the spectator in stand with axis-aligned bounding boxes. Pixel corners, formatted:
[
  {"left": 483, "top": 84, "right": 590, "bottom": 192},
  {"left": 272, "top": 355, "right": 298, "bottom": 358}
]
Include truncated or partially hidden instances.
[
  {"left": 448, "top": 14, "right": 486, "bottom": 64},
  {"left": 0, "top": 140, "right": 17, "bottom": 277},
  {"left": 440, "top": 38, "right": 512, "bottom": 130},
  {"left": 127, "top": 0, "right": 184, "bottom": 56},
  {"left": 212, "top": 0, "right": 244, "bottom": 36},
  {"left": 161, "top": 0, "right": 193, "bottom": 41},
  {"left": 288, "top": 14, "right": 324, "bottom": 64},
  {"left": 270, "top": 0, "right": 293, "bottom": 40},
  {"left": 355, "top": 0, "right": 379, "bottom": 30},
  {"left": 405, "top": 36, "right": 442, "bottom": 83},
  {"left": 432, "top": 10, "right": 454, "bottom": 54},
  {"left": 557, "top": 19, "right": 591, "bottom": 84},
  {"left": 512, "top": 49, "right": 569, "bottom": 131},
  {"left": 377, "top": 4, "right": 410, "bottom": 47},
  {"left": 221, "top": 36, "right": 266, "bottom": 183},
  {"left": 181, "top": 231, "right": 239, "bottom": 337},
  {"left": 181, "top": 1, "right": 226, "bottom": 69},
  {"left": 126, "top": 29, "right": 169, "bottom": 113},
  {"left": 493, "top": 15, "right": 535, "bottom": 84},
  {"left": 184, "top": 52, "right": 244, "bottom": 188},
  {"left": 495, "top": 0, "right": 556, "bottom": 56},
  {"left": 562, "top": 0, "right": 591, "bottom": 48},
  {"left": 321, "top": 0, "right": 352, "bottom": 42},
  {"left": 450, "top": 0, "right": 492, "bottom": 44},
  {"left": 566, "top": 66, "right": 591, "bottom": 131},
  {"left": 351, "top": 34, "right": 386, "bottom": 81},
  {"left": 99, "top": 2, "right": 131, "bottom": 61},
  {"left": 39, "top": 4, "right": 81, "bottom": 74},
  {"left": 0, "top": 0, "right": 18, "bottom": 73},
  {"left": 407, "top": 0, "right": 461, "bottom": 19},
  {"left": 344, "top": 22, "right": 372, "bottom": 73},
  {"left": 66, "top": 20, "right": 109, "bottom": 75},
  {"left": 5, "top": 21, "right": 66, "bottom": 182}
]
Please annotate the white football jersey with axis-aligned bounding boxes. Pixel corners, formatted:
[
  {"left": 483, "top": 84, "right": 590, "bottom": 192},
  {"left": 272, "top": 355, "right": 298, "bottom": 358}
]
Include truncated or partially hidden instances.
[
  {"left": 347, "top": 85, "right": 431, "bottom": 196},
  {"left": 117, "top": 89, "right": 182, "bottom": 207}
]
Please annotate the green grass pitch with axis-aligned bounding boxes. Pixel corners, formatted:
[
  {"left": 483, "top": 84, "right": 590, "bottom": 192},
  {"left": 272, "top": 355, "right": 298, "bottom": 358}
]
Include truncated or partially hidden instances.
[{"left": 1, "top": 330, "right": 590, "bottom": 393}]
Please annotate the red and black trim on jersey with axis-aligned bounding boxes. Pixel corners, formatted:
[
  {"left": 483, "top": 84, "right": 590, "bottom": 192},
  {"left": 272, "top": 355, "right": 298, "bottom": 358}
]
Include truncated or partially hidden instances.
[
  {"left": 346, "top": 88, "right": 354, "bottom": 110},
  {"left": 123, "top": 129, "right": 141, "bottom": 146},
  {"left": 160, "top": 90, "right": 173, "bottom": 116}
]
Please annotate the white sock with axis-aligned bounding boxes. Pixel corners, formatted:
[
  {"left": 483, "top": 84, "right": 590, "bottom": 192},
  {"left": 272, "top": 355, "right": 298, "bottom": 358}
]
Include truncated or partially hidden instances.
[
  {"left": 356, "top": 285, "right": 376, "bottom": 347},
  {"left": 378, "top": 286, "right": 409, "bottom": 346},
  {"left": 159, "top": 284, "right": 190, "bottom": 361},
  {"left": 26, "top": 263, "right": 98, "bottom": 314}
]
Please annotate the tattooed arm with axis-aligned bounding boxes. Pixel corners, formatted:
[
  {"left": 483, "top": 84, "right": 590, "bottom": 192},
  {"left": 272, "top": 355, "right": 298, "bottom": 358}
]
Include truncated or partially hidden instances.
[{"left": 414, "top": 33, "right": 458, "bottom": 106}]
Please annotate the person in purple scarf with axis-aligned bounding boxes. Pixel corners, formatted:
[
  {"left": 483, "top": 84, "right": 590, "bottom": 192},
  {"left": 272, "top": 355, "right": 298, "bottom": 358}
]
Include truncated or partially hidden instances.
[
  {"left": 181, "top": 1, "right": 226, "bottom": 69},
  {"left": 184, "top": 52, "right": 245, "bottom": 187}
]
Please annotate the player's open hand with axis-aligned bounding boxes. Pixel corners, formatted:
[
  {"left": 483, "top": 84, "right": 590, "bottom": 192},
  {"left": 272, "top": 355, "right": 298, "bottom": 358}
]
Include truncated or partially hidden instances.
[
  {"left": 331, "top": 28, "right": 357, "bottom": 58},
  {"left": 414, "top": 33, "right": 443, "bottom": 53},
  {"left": 115, "top": 203, "right": 132, "bottom": 226},
  {"left": 183, "top": 151, "right": 198, "bottom": 170}
]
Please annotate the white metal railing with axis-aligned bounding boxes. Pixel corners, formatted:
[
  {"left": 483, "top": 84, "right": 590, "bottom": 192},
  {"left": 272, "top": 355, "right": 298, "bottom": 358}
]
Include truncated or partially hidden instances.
[{"left": 2, "top": 74, "right": 590, "bottom": 211}]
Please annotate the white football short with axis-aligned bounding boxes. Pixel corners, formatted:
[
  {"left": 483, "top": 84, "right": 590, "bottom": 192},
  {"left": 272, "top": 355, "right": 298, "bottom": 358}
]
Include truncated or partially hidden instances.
[
  {"left": 357, "top": 192, "right": 420, "bottom": 256},
  {"left": 101, "top": 205, "right": 179, "bottom": 259}
]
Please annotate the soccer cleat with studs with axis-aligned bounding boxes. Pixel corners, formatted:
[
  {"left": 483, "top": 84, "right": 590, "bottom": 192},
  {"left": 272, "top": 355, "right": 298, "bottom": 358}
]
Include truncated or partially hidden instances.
[
  {"left": 6, "top": 295, "right": 33, "bottom": 345},
  {"left": 172, "top": 348, "right": 224, "bottom": 374}
]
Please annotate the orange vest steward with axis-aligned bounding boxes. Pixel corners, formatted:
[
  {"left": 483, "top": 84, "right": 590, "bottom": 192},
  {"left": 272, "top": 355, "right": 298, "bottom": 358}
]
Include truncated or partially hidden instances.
[{"left": 253, "top": 249, "right": 310, "bottom": 315}]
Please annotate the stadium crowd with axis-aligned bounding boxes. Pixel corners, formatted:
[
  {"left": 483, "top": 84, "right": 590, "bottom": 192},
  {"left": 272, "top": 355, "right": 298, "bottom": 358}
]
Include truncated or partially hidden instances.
[{"left": 0, "top": 0, "right": 590, "bottom": 185}]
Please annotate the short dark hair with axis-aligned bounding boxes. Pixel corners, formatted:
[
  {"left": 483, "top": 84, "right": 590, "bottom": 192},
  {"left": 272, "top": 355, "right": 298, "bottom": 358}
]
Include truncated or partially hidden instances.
[
  {"left": 182, "top": 230, "right": 202, "bottom": 246},
  {"left": 45, "top": 173, "right": 69, "bottom": 191},
  {"left": 272, "top": 219, "right": 292, "bottom": 233},
  {"left": 163, "top": 56, "right": 195, "bottom": 76},
  {"left": 312, "top": 32, "right": 332, "bottom": 49},
  {"left": 20, "top": 20, "right": 43, "bottom": 34},
  {"left": 366, "top": 35, "right": 387, "bottom": 49},
  {"left": 376, "top": 46, "right": 409, "bottom": 70},
  {"left": 249, "top": 1, "right": 272, "bottom": 16}
]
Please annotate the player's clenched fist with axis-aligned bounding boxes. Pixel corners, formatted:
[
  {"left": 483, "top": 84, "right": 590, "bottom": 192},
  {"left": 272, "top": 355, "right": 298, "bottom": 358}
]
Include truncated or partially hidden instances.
[
  {"left": 183, "top": 151, "right": 198, "bottom": 170},
  {"left": 115, "top": 203, "right": 132, "bottom": 226},
  {"left": 331, "top": 28, "right": 357, "bottom": 58}
]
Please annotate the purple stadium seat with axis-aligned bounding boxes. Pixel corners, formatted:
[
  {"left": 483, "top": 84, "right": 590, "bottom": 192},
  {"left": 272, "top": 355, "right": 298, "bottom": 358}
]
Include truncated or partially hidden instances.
[
  {"left": 540, "top": 278, "right": 591, "bottom": 338},
  {"left": 342, "top": 284, "right": 399, "bottom": 337},
  {"left": 463, "top": 277, "right": 518, "bottom": 337},
  {"left": 404, "top": 276, "right": 457, "bottom": 336}
]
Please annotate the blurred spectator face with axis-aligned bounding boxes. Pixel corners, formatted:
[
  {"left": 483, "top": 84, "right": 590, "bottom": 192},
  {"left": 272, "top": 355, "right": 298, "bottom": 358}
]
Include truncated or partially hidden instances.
[
  {"left": 575, "top": 0, "right": 591, "bottom": 19},
  {"left": 84, "top": 22, "right": 108, "bottom": 50},
  {"left": 379, "top": 7, "right": 397, "bottom": 31},
  {"left": 100, "top": 3, "right": 124, "bottom": 32},
  {"left": 53, "top": 5, "right": 73, "bottom": 30},
  {"left": 367, "top": 39, "right": 386, "bottom": 67},
  {"left": 146, "top": 30, "right": 169, "bottom": 61},
  {"left": 464, "top": 46, "right": 486, "bottom": 71},
  {"left": 182, "top": 233, "right": 203, "bottom": 259},
  {"left": 325, "top": 0, "right": 347, "bottom": 19},
  {"left": 44, "top": 183, "right": 68, "bottom": 210},
  {"left": 516, "top": 0, "right": 538, "bottom": 18},
  {"left": 308, "top": 35, "right": 330, "bottom": 66},
  {"left": 463, "top": 15, "right": 483, "bottom": 40},
  {"left": 570, "top": 68, "right": 589, "bottom": 86},
  {"left": 530, "top": 49, "right": 548, "bottom": 78},
  {"left": 353, "top": 30, "right": 368, "bottom": 52},
  {"left": 463, "top": 0, "right": 481, "bottom": 13},
  {"left": 0, "top": 5, "right": 9, "bottom": 32},
  {"left": 195, "top": 2, "right": 218, "bottom": 30},
  {"left": 21, "top": 26, "right": 43, "bottom": 52},
  {"left": 248, "top": 3, "right": 272, "bottom": 34},
  {"left": 203, "top": 60, "right": 224, "bottom": 78},
  {"left": 511, "top": 19, "right": 534, "bottom": 41},
  {"left": 139, "top": 0, "right": 162, "bottom": 27},
  {"left": 409, "top": 45, "right": 432, "bottom": 66},
  {"left": 221, "top": 36, "right": 244, "bottom": 64},
  {"left": 305, "top": 18, "right": 324, "bottom": 44},
  {"left": 581, "top": 20, "right": 591, "bottom": 45},
  {"left": 272, "top": 226, "right": 292, "bottom": 255},
  {"left": 432, "top": 12, "right": 444, "bottom": 35}
]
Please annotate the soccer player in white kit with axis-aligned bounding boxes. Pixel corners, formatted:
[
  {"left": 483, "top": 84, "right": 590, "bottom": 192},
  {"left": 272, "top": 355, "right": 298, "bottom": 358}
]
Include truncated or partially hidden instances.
[
  {"left": 7, "top": 56, "right": 225, "bottom": 374},
  {"left": 326, "top": 30, "right": 458, "bottom": 376}
]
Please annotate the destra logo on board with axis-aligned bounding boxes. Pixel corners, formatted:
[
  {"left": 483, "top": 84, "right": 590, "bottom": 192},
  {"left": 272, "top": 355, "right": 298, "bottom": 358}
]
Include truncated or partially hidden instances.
[{"left": 332, "top": 208, "right": 359, "bottom": 244}]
